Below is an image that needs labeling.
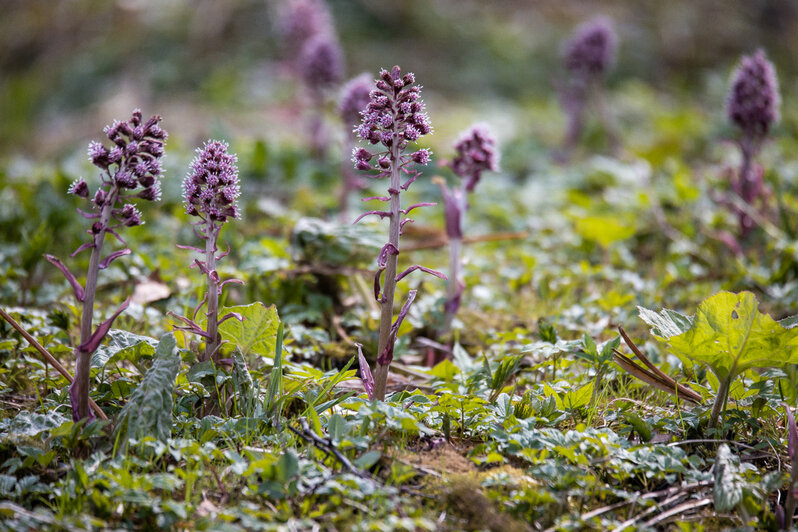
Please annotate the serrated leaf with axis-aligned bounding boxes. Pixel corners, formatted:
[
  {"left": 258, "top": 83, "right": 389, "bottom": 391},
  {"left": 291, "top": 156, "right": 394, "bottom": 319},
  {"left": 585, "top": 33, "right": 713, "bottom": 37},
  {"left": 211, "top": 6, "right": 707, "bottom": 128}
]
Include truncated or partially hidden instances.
[
  {"left": 1, "top": 410, "right": 69, "bottom": 438},
  {"left": 217, "top": 302, "right": 279, "bottom": 358},
  {"left": 115, "top": 334, "right": 180, "bottom": 445},
  {"left": 638, "top": 306, "right": 693, "bottom": 338},
  {"left": 779, "top": 314, "right": 798, "bottom": 329},
  {"left": 713, "top": 444, "right": 745, "bottom": 512},
  {"left": 665, "top": 292, "right": 798, "bottom": 382},
  {"left": 91, "top": 329, "right": 157, "bottom": 372}
]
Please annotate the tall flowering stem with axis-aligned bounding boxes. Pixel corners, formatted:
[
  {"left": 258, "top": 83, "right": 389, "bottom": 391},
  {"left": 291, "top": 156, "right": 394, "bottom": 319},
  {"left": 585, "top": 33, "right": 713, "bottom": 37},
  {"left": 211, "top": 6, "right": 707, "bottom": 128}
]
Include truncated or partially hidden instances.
[
  {"left": 726, "top": 50, "right": 780, "bottom": 238},
  {"left": 559, "top": 16, "right": 617, "bottom": 157},
  {"left": 171, "top": 140, "right": 243, "bottom": 363},
  {"left": 437, "top": 125, "right": 498, "bottom": 335},
  {"left": 45, "top": 109, "right": 166, "bottom": 421},
  {"left": 353, "top": 66, "right": 446, "bottom": 400}
]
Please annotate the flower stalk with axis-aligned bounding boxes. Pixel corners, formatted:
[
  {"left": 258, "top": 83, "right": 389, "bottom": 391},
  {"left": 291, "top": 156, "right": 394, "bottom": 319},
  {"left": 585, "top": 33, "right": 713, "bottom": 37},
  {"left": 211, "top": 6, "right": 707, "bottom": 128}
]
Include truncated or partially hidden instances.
[
  {"left": 725, "top": 49, "right": 780, "bottom": 239},
  {"left": 437, "top": 125, "right": 498, "bottom": 336},
  {"left": 170, "top": 140, "right": 243, "bottom": 363},
  {"left": 353, "top": 66, "right": 446, "bottom": 400},
  {"left": 46, "top": 109, "right": 166, "bottom": 421},
  {"left": 558, "top": 16, "right": 618, "bottom": 158}
]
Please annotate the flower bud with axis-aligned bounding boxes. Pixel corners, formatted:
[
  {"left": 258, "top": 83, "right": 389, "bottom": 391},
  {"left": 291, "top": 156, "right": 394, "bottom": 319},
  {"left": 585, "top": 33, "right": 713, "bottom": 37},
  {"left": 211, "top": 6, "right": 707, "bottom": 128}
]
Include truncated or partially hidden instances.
[{"left": 68, "top": 178, "right": 89, "bottom": 198}]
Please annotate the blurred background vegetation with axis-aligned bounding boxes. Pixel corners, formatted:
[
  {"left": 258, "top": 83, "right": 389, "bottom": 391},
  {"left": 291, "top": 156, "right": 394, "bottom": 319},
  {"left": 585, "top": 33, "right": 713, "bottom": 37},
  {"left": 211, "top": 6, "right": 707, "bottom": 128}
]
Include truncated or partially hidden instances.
[{"left": 1, "top": 0, "right": 796, "bottom": 159}]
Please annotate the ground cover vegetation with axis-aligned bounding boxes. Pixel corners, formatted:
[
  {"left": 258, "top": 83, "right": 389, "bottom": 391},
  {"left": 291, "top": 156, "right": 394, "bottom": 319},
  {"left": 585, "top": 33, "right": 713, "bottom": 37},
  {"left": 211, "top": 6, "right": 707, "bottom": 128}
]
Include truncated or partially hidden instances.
[{"left": 1, "top": 1, "right": 798, "bottom": 530}]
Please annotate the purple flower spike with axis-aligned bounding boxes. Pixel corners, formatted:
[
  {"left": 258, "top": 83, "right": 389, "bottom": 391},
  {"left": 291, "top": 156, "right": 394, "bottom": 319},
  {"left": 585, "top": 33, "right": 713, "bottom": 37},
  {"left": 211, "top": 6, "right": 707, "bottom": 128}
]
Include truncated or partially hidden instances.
[
  {"left": 299, "top": 33, "right": 343, "bottom": 95},
  {"left": 278, "top": 0, "right": 333, "bottom": 56},
  {"left": 564, "top": 16, "right": 617, "bottom": 79},
  {"left": 175, "top": 140, "right": 245, "bottom": 363},
  {"left": 449, "top": 125, "right": 499, "bottom": 192},
  {"left": 724, "top": 50, "right": 780, "bottom": 240},
  {"left": 48, "top": 110, "right": 167, "bottom": 422},
  {"left": 339, "top": 73, "right": 373, "bottom": 130},
  {"left": 436, "top": 124, "right": 499, "bottom": 342},
  {"left": 727, "top": 50, "right": 780, "bottom": 139},
  {"left": 183, "top": 140, "right": 241, "bottom": 224},
  {"left": 353, "top": 66, "right": 444, "bottom": 400}
]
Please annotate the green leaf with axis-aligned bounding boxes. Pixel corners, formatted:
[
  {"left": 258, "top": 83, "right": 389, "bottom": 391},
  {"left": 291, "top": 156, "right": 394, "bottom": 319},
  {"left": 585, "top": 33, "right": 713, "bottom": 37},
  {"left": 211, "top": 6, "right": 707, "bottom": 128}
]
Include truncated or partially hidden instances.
[
  {"left": 115, "top": 334, "right": 180, "bottom": 446},
  {"left": 638, "top": 306, "right": 693, "bottom": 338},
  {"left": 91, "top": 329, "right": 157, "bottom": 372},
  {"left": 664, "top": 292, "right": 798, "bottom": 382},
  {"left": 779, "top": 314, "right": 798, "bottom": 329},
  {"left": 624, "top": 413, "right": 652, "bottom": 442},
  {"left": 232, "top": 350, "right": 254, "bottom": 415},
  {"left": 573, "top": 215, "right": 636, "bottom": 247},
  {"left": 713, "top": 444, "right": 745, "bottom": 512},
  {"left": 217, "top": 302, "right": 280, "bottom": 358},
  {"left": 354, "top": 450, "right": 381, "bottom": 469},
  {"left": 327, "top": 413, "right": 347, "bottom": 445},
  {"left": 0, "top": 410, "right": 69, "bottom": 438}
]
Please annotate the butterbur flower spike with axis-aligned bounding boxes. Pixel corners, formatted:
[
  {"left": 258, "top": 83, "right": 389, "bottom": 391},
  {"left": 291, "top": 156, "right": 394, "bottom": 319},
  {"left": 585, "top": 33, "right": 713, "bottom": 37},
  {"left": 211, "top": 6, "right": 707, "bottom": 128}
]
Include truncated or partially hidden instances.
[
  {"left": 278, "top": 0, "right": 333, "bottom": 62},
  {"left": 46, "top": 109, "right": 166, "bottom": 421},
  {"left": 564, "top": 16, "right": 617, "bottom": 79},
  {"left": 353, "top": 66, "right": 446, "bottom": 400},
  {"left": 727, "top": 50, "right": 780, "bottom": 141},
  {"left": 175, "top": 140, "right": 244, "bottom": 363},
  {"left": 437, "top": 125, "right": 498, "bottom": 340},
  {"left": 725, "top": 50, "right": 780, "bottom": 238},
  {"left": 559, "top": 16, "right": 619, "bottom": 157}
]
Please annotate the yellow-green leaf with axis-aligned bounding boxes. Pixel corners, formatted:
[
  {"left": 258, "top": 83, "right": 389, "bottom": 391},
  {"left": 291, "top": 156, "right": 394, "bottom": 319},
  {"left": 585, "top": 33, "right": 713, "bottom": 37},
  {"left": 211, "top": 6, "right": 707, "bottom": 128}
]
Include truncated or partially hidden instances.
[
  {"left": 218, "top": 302, "right": 280, "bottom": 358},
  {"left": 663, "top": 292, "right": 798, "bottom": 382}
]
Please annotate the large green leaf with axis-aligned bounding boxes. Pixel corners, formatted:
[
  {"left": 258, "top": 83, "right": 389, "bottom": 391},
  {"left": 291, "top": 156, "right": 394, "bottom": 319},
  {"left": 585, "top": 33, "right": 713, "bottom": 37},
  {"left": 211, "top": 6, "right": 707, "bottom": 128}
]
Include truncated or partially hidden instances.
[
  {"left": 217, "top": 302, "right": 280, "bottom": 358},
  {"left": 91, "top": 329, "right": 157, "bottom": 373},
  {"left": 647, "top": 292, "right": 798, "bottom": 381},
  {"left": 115, "top": 333, "right": 180, "bottom": 445}
]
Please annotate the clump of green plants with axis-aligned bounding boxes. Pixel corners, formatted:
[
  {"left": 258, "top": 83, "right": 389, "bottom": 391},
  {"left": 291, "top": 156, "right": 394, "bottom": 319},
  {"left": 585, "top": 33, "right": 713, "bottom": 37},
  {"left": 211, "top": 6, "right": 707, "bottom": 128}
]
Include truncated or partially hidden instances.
[
  {"left": 168, "top": 140, "right": 244, "bottom": 363},
  {"left": 44, "top": 109, "right": 167, "bottom": 421},
  {"left": 352, "top": 66, "right": 446, "bottom": 400},
  {"left": 638, "top": 291, "right": 798, "bottom": 429}
]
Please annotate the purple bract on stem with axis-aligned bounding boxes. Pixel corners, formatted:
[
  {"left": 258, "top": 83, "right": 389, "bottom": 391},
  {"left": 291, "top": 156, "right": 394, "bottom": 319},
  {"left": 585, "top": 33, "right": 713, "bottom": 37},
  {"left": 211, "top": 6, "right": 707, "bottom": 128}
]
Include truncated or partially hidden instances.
[
  {"left": 352, "top": 66, "right": 446, "bottom": 401},
  {"left": 170, "top": 140, "right": 244, "bottom": 363},
  {"left": 725, "top": 50, "right": 780, "bottom": 238},
  {"left": 45, "top": 109, "right": 166, "bottom": 421},
  {"left": 437, "top": 125, "right": 498, "bottom": 339}
]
